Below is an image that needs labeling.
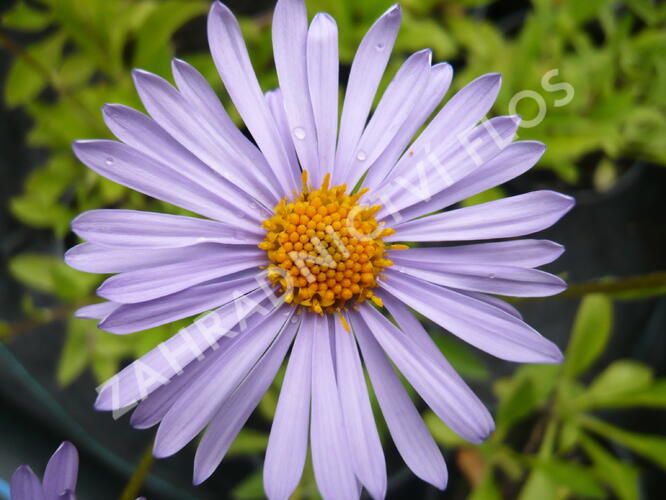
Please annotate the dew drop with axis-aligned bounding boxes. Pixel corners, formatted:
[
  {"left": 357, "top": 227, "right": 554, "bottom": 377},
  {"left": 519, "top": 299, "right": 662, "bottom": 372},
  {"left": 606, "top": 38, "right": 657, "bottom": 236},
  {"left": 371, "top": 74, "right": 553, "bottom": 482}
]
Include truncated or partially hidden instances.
[
  {"left": 376, "top": 42, "right": 385, "bottom": 51},
  {"left": 488, "top": 273, "right": 496, "bottom": 279},
  {"left": 293, "top": 127, "right": 306, "bottom": 140},
  {"left": 290, "top": 317, "right": 299, "bottom": 324},
  {"left": 356, "top": 150, "right": 367, "bottom": 162},
  {"left": 249, "top": 201, "right": 258, "bottom": 210},
  {"left": 105, "top": 156, "right": 114, "bottom": 166}
]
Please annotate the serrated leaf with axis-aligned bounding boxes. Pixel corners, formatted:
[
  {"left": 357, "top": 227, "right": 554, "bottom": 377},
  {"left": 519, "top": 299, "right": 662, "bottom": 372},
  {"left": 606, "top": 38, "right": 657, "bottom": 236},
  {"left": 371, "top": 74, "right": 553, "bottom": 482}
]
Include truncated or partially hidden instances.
[{"left": 563, "top": 294, "right": 613, "bottom": 378}]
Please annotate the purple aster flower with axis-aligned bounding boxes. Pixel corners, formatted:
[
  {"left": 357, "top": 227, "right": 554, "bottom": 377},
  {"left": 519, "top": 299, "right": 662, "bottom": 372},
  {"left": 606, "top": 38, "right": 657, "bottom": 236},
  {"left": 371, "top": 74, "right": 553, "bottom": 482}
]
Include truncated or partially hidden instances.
[
  {"left": 10, "top": 442, "right": 146, "bottom": 500},
  {"left": 11, "top": 442, "right": 78, "bottom": 500},
  {"left": 66, "top": 1, "right": 574, "bottom": 498}
]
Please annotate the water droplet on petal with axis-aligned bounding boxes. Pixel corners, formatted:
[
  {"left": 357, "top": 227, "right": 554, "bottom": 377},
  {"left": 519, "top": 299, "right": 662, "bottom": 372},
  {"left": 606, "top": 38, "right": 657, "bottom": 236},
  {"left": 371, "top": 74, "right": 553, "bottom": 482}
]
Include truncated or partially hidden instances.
[
  {"left": 376, "top": 43, "right": 385, "bottom": 51},
  {"left": 293, "top": 127, "right": 306, "bottom": 140},
  {"left": 105, "top": 157, "right": 114, "bottom": 166},
  {"left": 488, "top": 273, "right": 496, "bottom": 279},
  {"left": 249, "top": 201, "right": 258, "bottom": 210},
  {"left": 356, "top": 150, "right": 367, "bottom": 162}
]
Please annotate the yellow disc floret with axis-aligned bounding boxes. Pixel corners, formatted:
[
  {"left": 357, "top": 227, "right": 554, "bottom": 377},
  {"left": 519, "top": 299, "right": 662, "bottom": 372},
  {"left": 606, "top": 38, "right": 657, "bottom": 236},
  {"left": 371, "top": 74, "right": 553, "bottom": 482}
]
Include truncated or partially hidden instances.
[{"left": 259, "top": 172, "right": 397, "bottom": 315}]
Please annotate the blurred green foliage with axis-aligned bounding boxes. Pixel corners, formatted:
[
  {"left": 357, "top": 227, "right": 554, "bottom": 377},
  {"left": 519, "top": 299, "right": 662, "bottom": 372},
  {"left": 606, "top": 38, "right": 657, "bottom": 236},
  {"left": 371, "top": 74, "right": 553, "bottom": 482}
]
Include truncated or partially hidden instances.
[
  {"left": 426, "top": 295, "right": 666, "bottom": 500},
  {"left": 2, "top": 0, "right": 666, "bottom": 497}
]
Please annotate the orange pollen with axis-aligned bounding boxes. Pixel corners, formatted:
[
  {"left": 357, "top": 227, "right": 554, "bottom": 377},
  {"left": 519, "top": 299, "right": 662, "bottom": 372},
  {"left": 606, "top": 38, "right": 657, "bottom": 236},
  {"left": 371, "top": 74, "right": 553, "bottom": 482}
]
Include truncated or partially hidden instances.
[{"left": 259, "top": 172, "right": 397, "bottom": 315}]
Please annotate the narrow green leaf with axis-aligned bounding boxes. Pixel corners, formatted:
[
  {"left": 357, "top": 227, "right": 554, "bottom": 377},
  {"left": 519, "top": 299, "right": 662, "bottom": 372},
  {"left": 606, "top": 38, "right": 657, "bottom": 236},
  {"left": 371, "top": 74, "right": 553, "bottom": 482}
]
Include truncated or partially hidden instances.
[
  {"left": 133, "top": 1, "right": 208, "bottom": 71},
  {"left": 581, "top": 416, "right": 666, "bottom": 470},
  {"left": 232, "top": 469, "right": 264, "bottom": 500},
  {"left": 558, "top": 420, "right": 580, "bottom": 454},
  {"left": 518, "top": 469, "right": 557, "bottom": 500},
  {"left": 432, "top": 334, "right": 490, "bottom": 381},
  {"left": 5, "top": 32, "right": 65, "bottom": 107},
  {"left": 580, "top": 433, "right": 639, "bottom": 500},
  {"left": 461, "top": 187, "right": 506, "bottom": 208},
  {"left": 1, "top": 1, "right": 52, "bottom": 30},
  {"left": 57, "top": 319, "right": 91, "bottom": 386},
  {"left": 9, "top": 254, "right": 99, "bottom": 301},
  {"left": 226, "top": 429, "right": 269, "bottom": 457},
  {"left": 91, "top": 355, "right": 119, "bottom": 385},
  {"left": 563, "top": 294, "right": 613, "bottom": 378},
  {"left": 494, "top": 364, "right": 560, "bottom": 432},
  {"left": 575, "top": 360, "right": 661, "bottom": 410},
  {"left": 469, "top": 469, "right": 501, "bottom": 500},
  {"left": 423, "top": 410, "right": 466, "bottom": 447},
  {"left": 536, "top": 459, "right": 605, "bottom": 498}
]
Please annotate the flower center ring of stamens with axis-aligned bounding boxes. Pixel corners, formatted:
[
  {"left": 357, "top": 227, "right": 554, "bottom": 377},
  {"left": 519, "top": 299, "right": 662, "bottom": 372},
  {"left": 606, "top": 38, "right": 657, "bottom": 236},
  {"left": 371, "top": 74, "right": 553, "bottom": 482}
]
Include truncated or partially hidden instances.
[{"left": 260, "top": 172, "right": 405, "bottom": 316}]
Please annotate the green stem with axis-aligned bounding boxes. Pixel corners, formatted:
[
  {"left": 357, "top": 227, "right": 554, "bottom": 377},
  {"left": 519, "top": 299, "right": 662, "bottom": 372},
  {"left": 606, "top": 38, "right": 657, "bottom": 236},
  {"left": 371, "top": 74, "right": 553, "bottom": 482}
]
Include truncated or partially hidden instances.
[
  {"left": 537, "top": 418, "right": 558, "bottom": 459},
  {"left": 0, "top": 303, "right": 77, "bottom": 342},
  {"left": 559, "top": 272, "right": 666, "bottom": 298},
  {"left": 119, "top": 443, "right": 155, "bottom": 500}
]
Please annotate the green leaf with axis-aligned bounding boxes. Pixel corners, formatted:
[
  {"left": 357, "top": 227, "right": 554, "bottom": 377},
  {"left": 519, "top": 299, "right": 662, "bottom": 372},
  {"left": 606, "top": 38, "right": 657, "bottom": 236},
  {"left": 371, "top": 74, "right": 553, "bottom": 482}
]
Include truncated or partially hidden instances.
[
  {"left": 461, "top": 187, "right": 506, "bottom": 208},
  {"left": 57, "top": 319, "right": 91, "bottom": 386},
  {"left": 580, "top": 433, "right": 639, "bottom": 500},
  {"left": 395, "top": 11, "right": 457, "bottom": 59},
  {"left": 494, "top": 364, "right": 559, "bottom": 432},
  {"left": 9, "top": 254, "right": 99, "bottom": 301},
  {"left": 535, "top": 458, "right": 605, "bottom": 498},
  {"left": 58, "top": 53, "right": 95, "bottom": 88},
  {"left": 575, "top": 360, "right": 663, "bottom": 410},
  {"left": 581, "top": 416, "right": 666, "bottom": 470},
  {"left": 496, "top": 375, "right": 537, "bottom": 431},
  {"left": 232, "top": 469, "right": 264, "bottom": 500},
  {"left": 431, "top": 334, "right": 490, "bottom": 381},
  {"left": 1, "top": 1, "right": 52, "bottom": 30},
  {"left": 9, "top": 254, "right": 60, "bottom": 294},
  {"left": 91, "top": 355, "right": 119, "bottom": 384},
  {"left": 563, "top": 294, "right": 613, "bottom": 378},
  {"left": 518, "top": 469, "right": 557, "bottom": 500},
  {"left": 424, "top": 410, "right": 466, "bottom": 447},
  {"left": 257, "top": 386, "right": 278, "bottom": 420},
  {"left": 0, "top": 321, "right": 9, "bottom": 340},
  {"left": 469, "top": 469, "right": 501, "bottom": 500},
  {"left": 558, "top": 420, "right": 580, "bottom": 454},
  {"left": 133, "top": 1, "right": 208, "bottom": 73},
  {"left": 226, "top": 429, "right": 269, "bottom": 457},
  {"left": 5, "top": 32, "right": 65, "bottom": 107}
]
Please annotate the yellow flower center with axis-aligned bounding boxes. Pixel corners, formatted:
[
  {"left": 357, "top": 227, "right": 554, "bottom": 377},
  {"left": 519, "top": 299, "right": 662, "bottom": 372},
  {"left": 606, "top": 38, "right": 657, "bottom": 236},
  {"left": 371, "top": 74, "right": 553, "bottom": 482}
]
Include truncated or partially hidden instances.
[{"left": 259, "top": 172, "right": 401, "bottom": 316}]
